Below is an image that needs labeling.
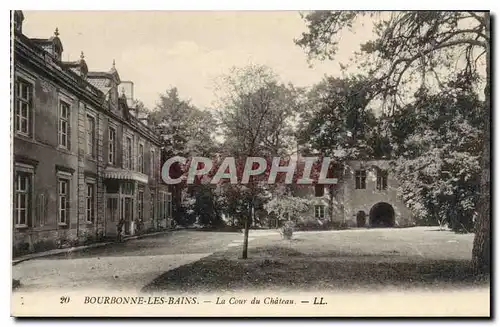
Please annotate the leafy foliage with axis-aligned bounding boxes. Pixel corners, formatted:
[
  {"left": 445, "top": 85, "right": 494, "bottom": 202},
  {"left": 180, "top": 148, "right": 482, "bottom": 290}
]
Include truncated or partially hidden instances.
[
  {"left": 149, "top": 88, "right": 219, "bottom": 226},
  {"left": 390, "top": 81, "right": 483, "bottom": 231},
  {"left": 264, "top": 195, "right": 313, "bottom": 223},
  {"left": 149, "top": 88, "right": 217, "bottom": 158},
  {"left": 215, "top": 64, "right": 302, "bottom": 258},
  {"left": 298, "top": 75, "right": 390, "bottom": 160},
  {"left": 296, "top": 10, "right": 490, "bottom": 272}
]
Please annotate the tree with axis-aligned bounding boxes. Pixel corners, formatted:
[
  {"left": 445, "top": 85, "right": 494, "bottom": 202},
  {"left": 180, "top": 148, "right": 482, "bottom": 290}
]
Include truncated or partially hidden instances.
[
  {"left": 298, "top": 75, "right": 384, "bottom": 160},
  {"left": 296, "top": 11, "right": 490, "bottom": 273},
  {"left": 149, "top": 88, "right": 217, "bottom": 158},
  {"left": 216, "top": 64, "right": 300, "bottom": 259},
  {"left": 131, "top": 99, "right": 151, "bottom": 115},
  {"left": 391, "top": 80, "right": 484, "bottom": 232},
  {"left": 298, "top": 75, "right": 388, "bottom": 223},
  {"left": 264, "top": 194, "right": 314, "bottom": 225},
  {"left": 149, "top": 88, "right": 218, "bottom": 226}
]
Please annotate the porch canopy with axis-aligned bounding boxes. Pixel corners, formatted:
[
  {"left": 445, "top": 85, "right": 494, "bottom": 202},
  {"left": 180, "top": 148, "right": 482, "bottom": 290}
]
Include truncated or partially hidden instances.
[{"left": 103, "top": 167, "right": 149, "bottom": 184}]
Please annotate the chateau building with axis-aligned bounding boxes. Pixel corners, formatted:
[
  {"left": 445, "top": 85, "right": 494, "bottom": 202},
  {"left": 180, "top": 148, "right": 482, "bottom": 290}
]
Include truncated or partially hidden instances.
[{"left": 12, "top": 11, "right": 171, "bottom": 256}]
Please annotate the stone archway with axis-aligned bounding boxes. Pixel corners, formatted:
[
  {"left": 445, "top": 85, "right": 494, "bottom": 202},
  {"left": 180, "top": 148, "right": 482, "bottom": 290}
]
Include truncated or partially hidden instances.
[
  {"left": 369, "top": 202, "right": 395, "bottom": 227},
  {"left": 356, "top": 211, "right": 366, "bottom": 227}
]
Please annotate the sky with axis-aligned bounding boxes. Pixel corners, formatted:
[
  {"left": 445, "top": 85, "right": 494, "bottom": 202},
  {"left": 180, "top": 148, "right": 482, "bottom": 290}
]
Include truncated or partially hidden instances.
[{"left": 22, "top": 11, "right": 374, "bottom": 110}]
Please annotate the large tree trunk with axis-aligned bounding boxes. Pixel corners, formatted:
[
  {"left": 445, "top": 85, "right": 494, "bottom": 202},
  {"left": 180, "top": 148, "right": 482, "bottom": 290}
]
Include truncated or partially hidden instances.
[
  {"left": 471, "top": 12, "right": 491, "bottom": 275},
  {"left": 241, "top": 213, "right": 251, "bottom": 259},
  {"left": 241, "top": 196, "right": 254, "bottom": 259},
  {"left": 328, "top": 186, "right": 335, "bottom": 223}
]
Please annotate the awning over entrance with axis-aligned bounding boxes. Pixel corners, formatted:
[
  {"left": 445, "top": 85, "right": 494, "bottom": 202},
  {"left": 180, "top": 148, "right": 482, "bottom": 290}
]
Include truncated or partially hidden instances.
[{"left": 103, "top": 167, "right": 149, "bottom": 184}]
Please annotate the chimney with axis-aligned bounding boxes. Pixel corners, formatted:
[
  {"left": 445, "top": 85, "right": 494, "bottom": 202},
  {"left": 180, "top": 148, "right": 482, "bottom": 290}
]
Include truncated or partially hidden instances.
[{"left": 13, "top": 11, "right": 24, "bottom": 34}]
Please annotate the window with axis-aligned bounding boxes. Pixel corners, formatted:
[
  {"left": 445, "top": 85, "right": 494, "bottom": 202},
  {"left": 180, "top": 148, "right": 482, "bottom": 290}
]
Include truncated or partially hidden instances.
[
  {"left": 86, "top": 115, "right": 96, "bottom": 158},
  {"left": 150, "top": 192, "right": 155, "bottom": 221},
  {"left": 138, "top": 144, "right": 144, "bottom": 173},
  {"left": 124, "top": 136, "right": 132, "bottom": 169},
  {"left": 159, "top": 191, "right": 169, "bottom": 220},
  {"left": 314, "top": 184, "right": 325, "bottom": 197},
  {"left": 314, "top": 205, "right": 325, "bottom": 219},
  {"left": 14, "top": 171, "right": 32, "bottom": 227},
  {"left": 14, "top": 79, "right": 32, "bottom": 136},
  {"left": 138, "top": 190, "right": 144, "bottom": 221},
  {"left": 108, "top": 127, "right": 116, "bottom": 164},
  {"left": 121, "top": 182, "right": 135, "bottom": 195},
  {"left": 166, "top": 193, "right": 172, "bottom": 218},
  {"left": 150, "top": 150, "right": 155, "bottom": 177},
  {"left": 355, "top": 170, "right": 366, "bottom": 189},
  {"left": 58, "top": 100, "right": 71, "bottom": 149},
  {"left": 377, "top": 170, "right": 388, "bottom": 190},
  {"left": 58, "top": 177, "right": 70, "bottom": 225},
  {"left": 86, "top": 182, "right": 95, "bottom": 223}
]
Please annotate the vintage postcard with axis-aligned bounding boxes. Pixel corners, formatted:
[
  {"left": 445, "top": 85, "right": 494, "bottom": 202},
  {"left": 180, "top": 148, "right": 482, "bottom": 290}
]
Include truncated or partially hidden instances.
[{"left": 10, "top": 10, "right": 491, "bottom": 317}]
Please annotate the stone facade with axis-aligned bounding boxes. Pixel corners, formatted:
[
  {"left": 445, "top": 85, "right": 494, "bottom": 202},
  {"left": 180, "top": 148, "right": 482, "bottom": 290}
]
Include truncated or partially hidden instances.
[
  {"left": 12, "top": 12, "right": 171, "bottom": 257},
  {"left": 340, "top": 160, "right": 414, "bottom": 227},
  {"left": 294, "top": 160, "right": 414, "bottom": 228}
]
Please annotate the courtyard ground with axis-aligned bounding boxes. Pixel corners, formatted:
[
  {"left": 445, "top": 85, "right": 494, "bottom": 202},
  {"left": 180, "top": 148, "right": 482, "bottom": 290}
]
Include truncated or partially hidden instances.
[
  {"left": 143, "top": 227, "right": 490, "bottom": 293},
  {"left": 12, "top": 230, "right": 242, "bottom": 292}
]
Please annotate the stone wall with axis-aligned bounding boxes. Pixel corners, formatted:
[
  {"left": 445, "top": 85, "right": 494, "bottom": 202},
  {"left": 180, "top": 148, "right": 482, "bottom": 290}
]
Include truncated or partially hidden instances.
[
  {"left": 341, "top": 160, "right": 414, "bottom": 227},
  {"left": 13, "top": 68, "right": 81, "bottom": 256},
  {"left": 12, "top": 51, "right": 169, "bottom": 258},
  {"left": 292, "top": 160, "right": 414, "bottom": 228}
]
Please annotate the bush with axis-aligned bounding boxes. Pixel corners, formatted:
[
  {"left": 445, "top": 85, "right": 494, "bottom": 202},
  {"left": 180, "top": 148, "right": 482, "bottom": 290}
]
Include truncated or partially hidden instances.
[
  {"left": 328, "top": 221, "right": 349, "bottom": 230},
  {"left": 281, "top": 221, "right": 295, "bottom": 240},
  {"left": 35, "top": 239, "right": 58, "bottom": 252},
  {"left": 13, "top": 242, "right": 31, "bottom": 257},
  {"left": 12, "top": 279, "right": 21, "bottom": 290}
]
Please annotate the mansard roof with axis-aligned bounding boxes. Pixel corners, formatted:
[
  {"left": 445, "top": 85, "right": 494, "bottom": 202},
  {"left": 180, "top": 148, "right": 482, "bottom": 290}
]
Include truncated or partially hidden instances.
[
  {"left": 62, "top": 52, "right": 88, "bottom": 77},
  {"left": 31, "top": 28, "right": 64, "bottom": 59},
  {"left": 86, "top": 74, "right": 112, "bottom": 94},
  {"left": 87, "top": 60, "right": 121, "bottom": 85},
  {"left": 15, "top": 31, "right": 162, "bottom": 146}
]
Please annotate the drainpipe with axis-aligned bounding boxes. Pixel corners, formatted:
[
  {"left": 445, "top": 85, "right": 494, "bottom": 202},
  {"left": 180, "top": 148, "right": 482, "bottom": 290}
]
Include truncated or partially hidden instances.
[{"left": 95, "top": 114, "right": 100, "bottom": 240}]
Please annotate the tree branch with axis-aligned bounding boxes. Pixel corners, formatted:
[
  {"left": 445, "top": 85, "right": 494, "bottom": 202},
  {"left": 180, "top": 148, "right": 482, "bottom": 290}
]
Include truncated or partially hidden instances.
[{"left": 468, "top": 11, "right": 486, "bottom": 26}]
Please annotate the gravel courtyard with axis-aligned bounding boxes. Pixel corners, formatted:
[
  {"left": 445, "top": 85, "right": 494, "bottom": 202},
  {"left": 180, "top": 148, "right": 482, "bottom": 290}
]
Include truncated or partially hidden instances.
[{"left": 12, "top": 227, "right": 490, "bottom": 294}]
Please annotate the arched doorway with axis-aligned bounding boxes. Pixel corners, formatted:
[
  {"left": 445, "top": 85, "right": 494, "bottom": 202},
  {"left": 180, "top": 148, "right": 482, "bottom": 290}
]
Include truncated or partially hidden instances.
[
  {"left": 356, "top": 211, "right": 366, "bottom": 227},
  {"left": 369, "top": 202, "right": 395, "bottom": 227}
]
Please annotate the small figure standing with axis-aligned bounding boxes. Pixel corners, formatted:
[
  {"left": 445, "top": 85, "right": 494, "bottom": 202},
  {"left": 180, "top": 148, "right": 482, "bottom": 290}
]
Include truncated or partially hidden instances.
[{"left": 117, "top": 218, "right": 125, "bottom": 242}]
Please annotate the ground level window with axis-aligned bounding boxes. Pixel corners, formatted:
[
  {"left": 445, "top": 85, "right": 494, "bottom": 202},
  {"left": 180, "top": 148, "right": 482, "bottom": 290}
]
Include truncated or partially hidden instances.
[
  {"left": 150, "top": 192, "right": 155, "bottom": 220},
  {"left": 159, "top": 192, "right": 171, "bottom": 220},
  {"left": 58, "top": 178, "right": 70, "bottom": 225},
  {"left": 166, "top": 193, "right": 172, "bottom": 218},
  {"left": 315, "top": 184, "right": 325, "bottom": 197},
  {"left": 138, "top": 190, "right": 144, "bottom": 221},
  {"left": 314, "top": 205, "right": 325, "bottom": 219},
  {"left": 14, "top": 170, "right": 32, "bottom": 227}
]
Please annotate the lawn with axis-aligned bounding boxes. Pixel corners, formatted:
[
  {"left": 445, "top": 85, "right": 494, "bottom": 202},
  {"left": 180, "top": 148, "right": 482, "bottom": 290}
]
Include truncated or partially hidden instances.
[{"left": 142, "top": 227, "right": 490, "bottom": 294}]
